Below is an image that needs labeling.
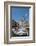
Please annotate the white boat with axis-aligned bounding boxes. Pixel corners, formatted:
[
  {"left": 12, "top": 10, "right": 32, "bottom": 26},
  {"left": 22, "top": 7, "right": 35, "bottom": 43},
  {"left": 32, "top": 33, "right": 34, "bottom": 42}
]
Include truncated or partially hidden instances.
[{"left": 12, "top": 27, "right": 28, "bottom": 35}]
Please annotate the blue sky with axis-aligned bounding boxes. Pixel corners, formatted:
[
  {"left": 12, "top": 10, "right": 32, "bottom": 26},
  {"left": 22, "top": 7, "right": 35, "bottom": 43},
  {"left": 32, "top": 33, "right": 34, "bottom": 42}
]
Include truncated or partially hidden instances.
[{"left": 10, "top": 7, "right": 29, "bottom": 22}]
